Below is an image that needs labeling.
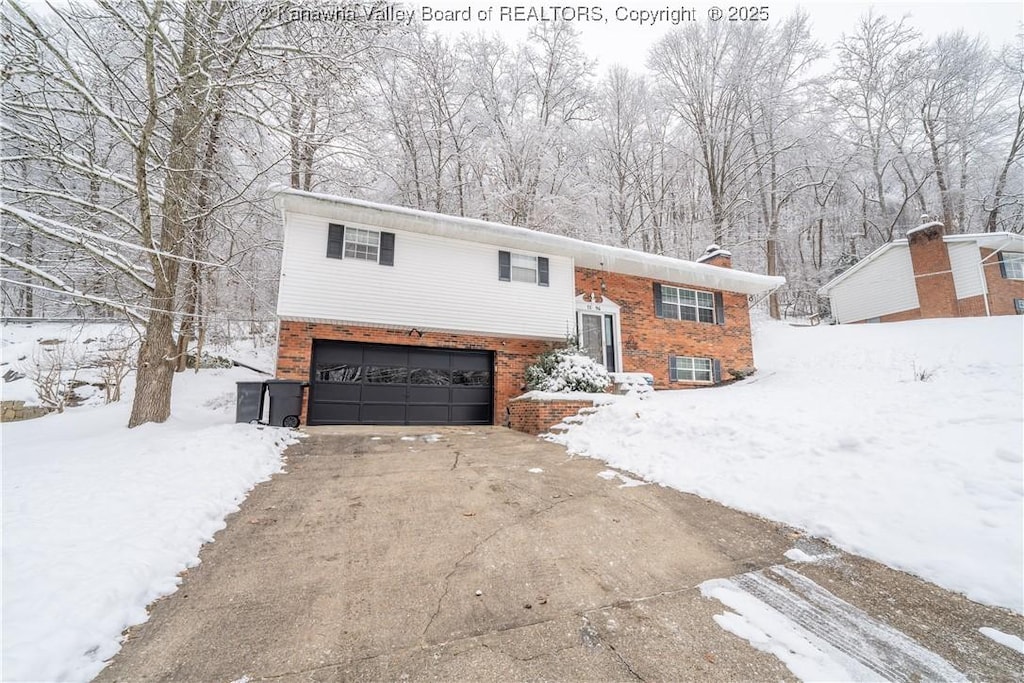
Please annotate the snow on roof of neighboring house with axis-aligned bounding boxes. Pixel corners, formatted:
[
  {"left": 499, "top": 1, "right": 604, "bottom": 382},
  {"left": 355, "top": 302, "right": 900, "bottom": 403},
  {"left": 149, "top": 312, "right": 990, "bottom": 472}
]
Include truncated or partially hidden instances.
[
  {"left": 818, "top": 231, "right": 1024, "bottom": 294},
  {"left": 271, "top": 186, "right": 785, "bottom": 296}
]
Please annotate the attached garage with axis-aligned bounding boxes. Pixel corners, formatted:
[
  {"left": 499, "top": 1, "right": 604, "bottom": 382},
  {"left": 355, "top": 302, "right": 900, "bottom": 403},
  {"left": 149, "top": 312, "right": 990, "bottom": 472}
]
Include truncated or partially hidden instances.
[{"left": 308, "top": 341, "right": 493, "bottom": 425}]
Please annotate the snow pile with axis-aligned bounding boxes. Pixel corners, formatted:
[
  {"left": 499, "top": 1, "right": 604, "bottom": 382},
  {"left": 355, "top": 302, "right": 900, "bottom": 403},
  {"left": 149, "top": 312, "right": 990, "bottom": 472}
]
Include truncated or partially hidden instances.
[
  {"left": 551, "top": 316, "right": 1024, "bottom": 613},
  {"left": 2, "top": 329, "right": 296, "bottom": 682},
  {"left": 526, "top": 348, "right": 610, "bottom": 393}
]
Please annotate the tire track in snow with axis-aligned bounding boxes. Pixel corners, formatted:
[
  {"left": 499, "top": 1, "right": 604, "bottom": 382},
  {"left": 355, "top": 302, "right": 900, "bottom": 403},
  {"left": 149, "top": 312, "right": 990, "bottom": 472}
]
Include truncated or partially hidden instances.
[{"left": 702, "top": 563, "right": 966, "bottom": 682}]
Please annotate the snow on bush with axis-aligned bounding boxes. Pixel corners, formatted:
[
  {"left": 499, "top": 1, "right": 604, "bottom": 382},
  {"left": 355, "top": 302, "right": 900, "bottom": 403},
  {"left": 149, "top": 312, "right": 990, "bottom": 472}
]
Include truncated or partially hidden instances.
[{"left": 526, "top": 347, "right": 610, "bottom": 393}]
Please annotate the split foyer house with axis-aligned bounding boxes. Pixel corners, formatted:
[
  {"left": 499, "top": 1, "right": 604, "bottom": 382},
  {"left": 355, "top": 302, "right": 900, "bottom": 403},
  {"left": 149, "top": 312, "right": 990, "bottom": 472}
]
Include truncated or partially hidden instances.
[
  {"left": 272, "top": 187, "right": 784, "bottom": 426},
  {"left": 818, "top": 222, "right": 1024, "bottom": 324}
]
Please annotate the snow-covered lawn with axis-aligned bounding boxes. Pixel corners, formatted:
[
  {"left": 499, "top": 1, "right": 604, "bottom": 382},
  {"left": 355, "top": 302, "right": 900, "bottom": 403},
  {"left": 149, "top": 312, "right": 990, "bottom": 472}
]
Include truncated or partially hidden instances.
[
  {"left": 551, "top": 316, "right": 1024, "bottom": 614},
  {"left": 2, "top": 325, "right": 296, "bottom": 682}
]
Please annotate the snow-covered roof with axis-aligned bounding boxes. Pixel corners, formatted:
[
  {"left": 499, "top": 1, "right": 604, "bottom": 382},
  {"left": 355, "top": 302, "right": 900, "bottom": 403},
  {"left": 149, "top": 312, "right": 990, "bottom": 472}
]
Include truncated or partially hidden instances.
[
  {"left": 272, "top": 187, "right": 784, "bottom": 296},
  {"left": 818, "top": 231, "right": 1024, "bottom": 294}
]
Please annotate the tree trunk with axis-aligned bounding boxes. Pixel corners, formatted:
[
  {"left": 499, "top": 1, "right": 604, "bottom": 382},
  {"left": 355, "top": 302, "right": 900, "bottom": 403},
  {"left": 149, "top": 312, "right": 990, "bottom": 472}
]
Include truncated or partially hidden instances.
[{"left": 129, "top": 0, "right": 208, "bottom": 428}]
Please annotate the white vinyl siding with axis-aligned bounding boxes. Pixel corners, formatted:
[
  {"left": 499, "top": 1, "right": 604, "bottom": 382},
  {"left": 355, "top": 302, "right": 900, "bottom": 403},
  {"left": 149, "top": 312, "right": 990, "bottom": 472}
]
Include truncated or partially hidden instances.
[
  {"left": 948, "top": 242, "right": 984, "bottom": 300},
  {"left": 828, "top": 246, "right": 920, "bottom": 323},
  {"left": 278, "top": 211, "right": 575, "bottom": 338}
]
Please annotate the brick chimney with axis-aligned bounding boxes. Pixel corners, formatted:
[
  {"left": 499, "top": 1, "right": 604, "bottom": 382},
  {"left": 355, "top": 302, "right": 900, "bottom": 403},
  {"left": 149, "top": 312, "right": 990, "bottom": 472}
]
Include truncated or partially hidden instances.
[
  {"left": 696, "top": 244, "right": 732, "bottom": 269},
  {"left": 907, "top": 221, "right": 956, "bottom": 318}
]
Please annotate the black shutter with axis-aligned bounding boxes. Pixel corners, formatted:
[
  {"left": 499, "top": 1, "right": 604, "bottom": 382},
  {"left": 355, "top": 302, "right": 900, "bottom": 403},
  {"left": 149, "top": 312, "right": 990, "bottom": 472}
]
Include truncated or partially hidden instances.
[
  {"left": 668, "top": 355, "right": 676, "bottom": 382},
  {"left": 714, "top": 292, "right": 725, "bottom": 325},
  {"left": 498, "top": 251, "right": 511, "bottom": 281},
  {"left": 998, "top": 252, "right": 1008, "bottom": 278},
  {"left": 327, "top": 224, "right": 344, "bottom": 259},
  {"left": 712, "top": 359, "right": 722, "bottom": 384},
  {"left": 379, "top": 231, "right": 395, "bottom": 266},
  {"left": 538, "top": 257, "right": 549, "bottom": 286},
  {"left": 653, "top": 283, "right": 664, "bottom": 317}
]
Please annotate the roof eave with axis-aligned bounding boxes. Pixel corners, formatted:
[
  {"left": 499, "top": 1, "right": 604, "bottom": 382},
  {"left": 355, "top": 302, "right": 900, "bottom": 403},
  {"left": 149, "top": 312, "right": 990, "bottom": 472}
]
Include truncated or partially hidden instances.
[{"left": 273, "top": 187, "right": 784, "bottom": 296}]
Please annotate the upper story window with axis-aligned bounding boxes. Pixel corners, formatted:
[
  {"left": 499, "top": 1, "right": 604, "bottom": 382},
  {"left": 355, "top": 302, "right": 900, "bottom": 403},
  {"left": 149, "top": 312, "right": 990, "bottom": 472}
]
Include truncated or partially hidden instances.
[
  {"left": 657, "top": 284, "right": 716, "bottom": 323},
  {"left": 499, "top": 250, "right": 549, "bottom": 286},
  {"left": 344, "top": 227, "right": 379, "bottom": 261},
  {"left": 511, "top": 254, "right": 538, "bottom": 282},
  {"left": 1002, "top": 252, "right": 1024, "bottom": 280},
  {"left": 326, "top": 224, "right": 394, "bottom": 266}
]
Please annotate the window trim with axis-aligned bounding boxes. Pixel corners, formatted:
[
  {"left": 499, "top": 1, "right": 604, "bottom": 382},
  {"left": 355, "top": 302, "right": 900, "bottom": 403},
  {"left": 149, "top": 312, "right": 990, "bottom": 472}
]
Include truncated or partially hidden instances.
[{"left": 669, "top": 355, "right": 714, "bottom": 383}]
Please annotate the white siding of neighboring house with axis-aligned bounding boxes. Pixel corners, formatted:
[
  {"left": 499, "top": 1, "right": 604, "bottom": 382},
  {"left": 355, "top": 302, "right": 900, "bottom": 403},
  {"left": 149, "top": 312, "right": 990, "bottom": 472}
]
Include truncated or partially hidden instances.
[
  {"left": 948, "top": 241, "right": 984, "bottom": 300},
  {"left": 277, "top": 210, "right": 576, "bottom": 339},
  {"left": 829, "top": 246, "right": 920, "bottom": 323}
]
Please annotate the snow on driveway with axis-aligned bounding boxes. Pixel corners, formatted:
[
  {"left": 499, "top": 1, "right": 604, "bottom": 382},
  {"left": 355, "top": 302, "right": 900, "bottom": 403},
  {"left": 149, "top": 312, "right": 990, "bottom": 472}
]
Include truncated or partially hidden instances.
[
  {"left": 2, "top": 366, "right": 296, "bottom": 682},
  {"left": 551, "top": 316, "right": 1023, "bottom": 613}
]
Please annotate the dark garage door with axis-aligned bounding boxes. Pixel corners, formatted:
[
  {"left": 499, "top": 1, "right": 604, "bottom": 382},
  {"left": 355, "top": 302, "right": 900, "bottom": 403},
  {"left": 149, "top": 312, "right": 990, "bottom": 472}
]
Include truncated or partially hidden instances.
[{"left": 309, "top": 341, "right": 493, "bottom": 425}]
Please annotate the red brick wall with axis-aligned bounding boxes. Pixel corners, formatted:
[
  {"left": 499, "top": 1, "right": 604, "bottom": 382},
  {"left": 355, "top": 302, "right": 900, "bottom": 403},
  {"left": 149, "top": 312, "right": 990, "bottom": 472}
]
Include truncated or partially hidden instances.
[
  {"left": 878, "top": 308, "right": 922, "bottom": 323},
  {"left": 574, "top": 267, "right": 754, "bottom": 387},
  {"left": 507, "top": 398, "right": 595, "bottom": 435},
  {"left": 908, "top": 224, "right": 958, "bottom": 319},
  {"left": 276, "top": 320, "right": 554, "bottom": 425},
  {"left": 980, "top": 248, "right": 1024, "bottom": 316}
]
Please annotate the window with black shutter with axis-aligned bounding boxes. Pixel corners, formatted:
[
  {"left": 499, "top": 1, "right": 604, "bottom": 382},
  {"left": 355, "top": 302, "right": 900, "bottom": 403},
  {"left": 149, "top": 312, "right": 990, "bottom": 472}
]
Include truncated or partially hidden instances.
[{"left": 326, "top": 224, "right": 395, "bottom": 265}]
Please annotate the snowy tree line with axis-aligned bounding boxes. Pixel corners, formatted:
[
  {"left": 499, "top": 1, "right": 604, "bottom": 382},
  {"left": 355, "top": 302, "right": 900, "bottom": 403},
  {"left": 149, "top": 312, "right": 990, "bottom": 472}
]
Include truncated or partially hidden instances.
[{"left": 1, "top": 1, "right": 1021, "bottom": 425}]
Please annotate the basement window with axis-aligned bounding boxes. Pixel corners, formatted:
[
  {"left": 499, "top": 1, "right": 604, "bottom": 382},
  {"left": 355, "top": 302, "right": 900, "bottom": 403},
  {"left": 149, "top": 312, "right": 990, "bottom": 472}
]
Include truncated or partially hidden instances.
[
  {"left": 670, "top": 356, "right": 713, "bottom": 383},
  {"left": 1015, "top": 299, "right": 1024, "bottom": 315}
]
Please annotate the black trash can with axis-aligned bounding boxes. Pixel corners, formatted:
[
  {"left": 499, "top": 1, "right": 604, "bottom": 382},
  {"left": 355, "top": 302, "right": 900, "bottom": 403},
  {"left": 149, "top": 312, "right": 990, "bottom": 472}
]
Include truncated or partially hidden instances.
[
  {"left": 235, "top": 381, "right": 266, "bottom": 424},
  {"left": 265, "top": 379, "right": 305, "bottom": 428}
]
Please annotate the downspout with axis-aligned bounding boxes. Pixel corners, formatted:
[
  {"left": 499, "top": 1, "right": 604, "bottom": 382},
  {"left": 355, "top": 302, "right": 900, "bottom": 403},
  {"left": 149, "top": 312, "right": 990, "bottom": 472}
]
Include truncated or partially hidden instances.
[{"left": 976, "top": 258, "right": 991, "bottom": 317}]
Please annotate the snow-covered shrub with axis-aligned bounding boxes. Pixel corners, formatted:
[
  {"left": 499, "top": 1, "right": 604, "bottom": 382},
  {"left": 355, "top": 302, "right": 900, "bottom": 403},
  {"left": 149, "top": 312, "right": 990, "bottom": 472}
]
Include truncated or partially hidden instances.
[{"left": 525, "top": 348, "right": 610, "bottom": 393}]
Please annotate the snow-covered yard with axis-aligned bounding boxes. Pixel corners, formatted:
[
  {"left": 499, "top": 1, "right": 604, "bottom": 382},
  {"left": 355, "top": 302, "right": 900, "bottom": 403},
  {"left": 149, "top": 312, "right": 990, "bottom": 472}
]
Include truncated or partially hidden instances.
[
  {"left": 1, "top": 324, "right": 296, "bottom": 682},
  {"left": 551, "top": 316, "right": 1024, "bottom": 614}
]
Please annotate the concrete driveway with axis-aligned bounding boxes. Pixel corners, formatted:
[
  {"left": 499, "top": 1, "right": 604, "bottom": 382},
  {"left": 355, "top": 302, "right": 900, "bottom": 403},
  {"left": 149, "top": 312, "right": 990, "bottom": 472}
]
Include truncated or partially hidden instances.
[{"left": 99, "top": 427, "right": 1023, "bottom": 681}]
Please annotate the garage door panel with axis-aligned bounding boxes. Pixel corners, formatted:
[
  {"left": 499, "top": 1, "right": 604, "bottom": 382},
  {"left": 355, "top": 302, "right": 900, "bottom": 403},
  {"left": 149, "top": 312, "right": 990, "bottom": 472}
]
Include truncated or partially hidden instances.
[
  {"left": 409, "top": 350, "right": 450, "bottom": 369},
  {"left": 360, "top": 403, "right": 406, "bottom": 424},
  {"left": 314, "top": 384, "right": 361, "bottom": 402},
  {"left": 309, "top": 341, "right": 493, "bottom": 426},
  {"left": 452, "top": 386, "right": 491, "bottom": 403},
  {"left": 312, "top": 402, "right": 361, "bottom": 424},
  {"left": 316, "top": 345, "right": 363, "bottom": 365},
  {"left": 361, "top": 385, "right": 406, "bottom": 402},
  {"left": 408, "top": 386, "right": 450, "bottom": 403},
  {"left": 452, "top": 353, "right": 490, "bottom": 371},
  {"left": 364, "top": 347, "right": 407, "bottom": 365},
  {"left": 407, "top": 405, "right": 450, "bottom": 424}
]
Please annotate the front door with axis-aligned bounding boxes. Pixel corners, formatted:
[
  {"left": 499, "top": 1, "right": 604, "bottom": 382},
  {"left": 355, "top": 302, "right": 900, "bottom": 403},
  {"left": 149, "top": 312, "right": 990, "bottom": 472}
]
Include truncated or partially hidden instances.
[{"left": 578, "top": 312, "right": 617, "bottom": 372}]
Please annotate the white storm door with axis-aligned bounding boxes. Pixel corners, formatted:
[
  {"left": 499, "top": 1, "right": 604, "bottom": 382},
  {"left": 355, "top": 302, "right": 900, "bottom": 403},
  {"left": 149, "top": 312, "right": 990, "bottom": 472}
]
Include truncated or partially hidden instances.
[{"left": 578, "top": 312, "right": 618, "bottom": 372}]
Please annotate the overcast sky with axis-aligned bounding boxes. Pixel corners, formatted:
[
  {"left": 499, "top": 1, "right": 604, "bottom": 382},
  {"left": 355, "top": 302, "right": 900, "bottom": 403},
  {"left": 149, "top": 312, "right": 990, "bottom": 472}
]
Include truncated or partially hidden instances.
[{"left": 424, "top": 0, "right": 1023, "bottom": 71}]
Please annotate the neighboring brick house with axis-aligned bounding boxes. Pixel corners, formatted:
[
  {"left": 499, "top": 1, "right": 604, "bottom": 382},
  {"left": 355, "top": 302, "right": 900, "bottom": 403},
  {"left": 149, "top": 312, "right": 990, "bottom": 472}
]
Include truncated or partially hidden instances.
[
  {"left": 819, "top": 223, "right": 1024, "bottom": 324},
  {"left": 272, "top": 187, "right": 784, "bottom": 426}
]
